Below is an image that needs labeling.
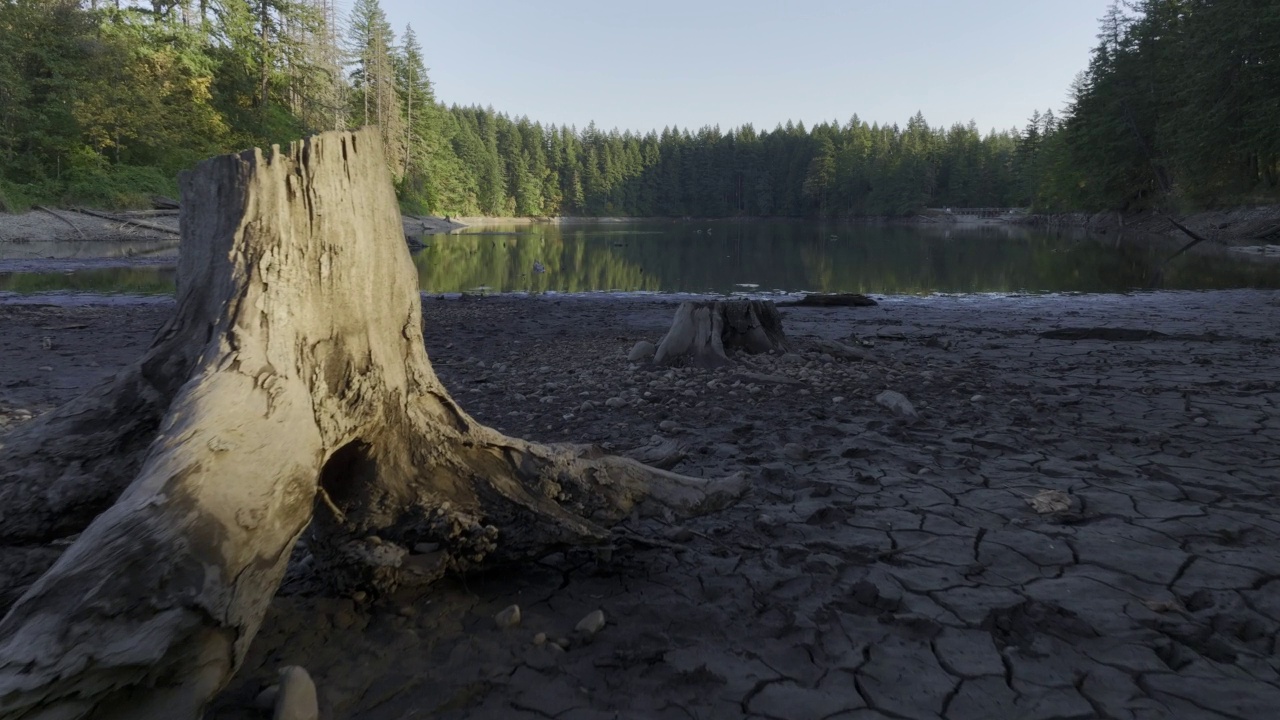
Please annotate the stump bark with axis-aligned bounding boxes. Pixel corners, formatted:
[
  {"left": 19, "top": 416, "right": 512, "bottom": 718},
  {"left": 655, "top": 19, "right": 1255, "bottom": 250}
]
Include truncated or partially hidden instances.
[
  {"left": 653, "top": 300, "right": 787, "bottom": 368},
  {"left": 0, "top": 130, "right": 744, "bottom": 720}
]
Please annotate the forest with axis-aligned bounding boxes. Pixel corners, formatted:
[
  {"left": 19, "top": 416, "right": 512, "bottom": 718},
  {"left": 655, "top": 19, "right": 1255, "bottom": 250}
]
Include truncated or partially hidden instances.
[{"left": 0, "top": 0, "right": 1277, "bottom": 217}]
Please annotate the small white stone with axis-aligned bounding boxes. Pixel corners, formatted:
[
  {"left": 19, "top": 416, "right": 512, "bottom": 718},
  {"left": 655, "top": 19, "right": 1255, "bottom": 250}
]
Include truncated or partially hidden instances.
[
  {"left": 494, "top": 604, "right": 521, "bottom": 629},
  {"left": 273, "top": 666, "right": 318, "bottom": 720},
  {"left": 575, "top": 609, "right": 606, "bottom": 637},
  {"left": 783, "top": 443, "right": 809, "bottom": 461},
  {"left": 254, "top": 685, "right": 279, "bottom": 711}
]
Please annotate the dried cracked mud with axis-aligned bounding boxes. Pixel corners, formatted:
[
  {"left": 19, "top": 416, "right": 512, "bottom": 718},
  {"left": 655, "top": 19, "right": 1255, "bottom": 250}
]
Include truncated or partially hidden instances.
[{"left": 2, "top": 289, "right": 1279, "bottom": 720}]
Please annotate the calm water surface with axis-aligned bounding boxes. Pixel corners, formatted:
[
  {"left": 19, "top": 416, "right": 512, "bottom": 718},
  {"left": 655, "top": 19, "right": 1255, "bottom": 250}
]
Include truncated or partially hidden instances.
[{"left": 2, "top": 221, "right": 1278, "bottom": 295}]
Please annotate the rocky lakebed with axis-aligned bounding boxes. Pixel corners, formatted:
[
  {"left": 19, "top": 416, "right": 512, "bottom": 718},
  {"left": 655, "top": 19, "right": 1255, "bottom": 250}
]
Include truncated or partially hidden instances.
[{"left": 1, "top": 289, "right": 1279, "bottom": 719}]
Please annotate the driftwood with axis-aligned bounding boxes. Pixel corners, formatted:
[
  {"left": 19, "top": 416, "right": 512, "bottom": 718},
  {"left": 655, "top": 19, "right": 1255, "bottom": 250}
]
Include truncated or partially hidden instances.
[
  {"left": 32, "top": 205, "right": 88, "bottom": 241},
  {"left": 0, "top": 130, "right": 745, "bottom": 720},
  {"left": 1162, "top": 215, "right": 1221, "bottom": 265},
  {"left": 66, "top": 206, "right": 181, "bottom": 236},
  {"left": 653, "top": 300, "right": 787, "bottom": 368},
  {"left": 1040, "top": 327, "right": 1170, "bottom": 341},
  {"left": 783, "top": 293, "right": 879, "bottom": 308},
  {"left": 810, "top": 337, "right": 876, "bottom": 362}
]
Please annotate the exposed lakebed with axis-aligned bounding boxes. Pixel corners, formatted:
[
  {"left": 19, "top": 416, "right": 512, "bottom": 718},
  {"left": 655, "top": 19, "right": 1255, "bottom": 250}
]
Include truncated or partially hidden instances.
[{"left": 3, "top": 289, "right": 1279, "bottom": 719}]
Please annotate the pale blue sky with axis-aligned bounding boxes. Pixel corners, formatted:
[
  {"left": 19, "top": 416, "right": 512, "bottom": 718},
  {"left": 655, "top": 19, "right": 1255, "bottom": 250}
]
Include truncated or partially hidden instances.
[{"left": 380, "top": 0, "right": 1113, "bottom": 135}]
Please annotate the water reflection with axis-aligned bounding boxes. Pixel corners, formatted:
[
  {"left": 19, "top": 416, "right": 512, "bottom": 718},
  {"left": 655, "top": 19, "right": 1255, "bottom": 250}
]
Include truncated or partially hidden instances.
[
  {"left": 0, "top": 266, "right": 177, "bottom": 294},
  {"left": 3, "top": 221, "right": 1279, "bottom": 296},
  {"left": 414, "top": 221, "right": 1280, "bottom": 294}
]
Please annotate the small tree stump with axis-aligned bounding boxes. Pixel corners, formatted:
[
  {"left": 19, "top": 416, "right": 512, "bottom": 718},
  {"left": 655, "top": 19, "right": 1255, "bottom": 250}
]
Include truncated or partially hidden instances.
[{"left": 653, "top": 300, "right": 787, "bottom": 368}]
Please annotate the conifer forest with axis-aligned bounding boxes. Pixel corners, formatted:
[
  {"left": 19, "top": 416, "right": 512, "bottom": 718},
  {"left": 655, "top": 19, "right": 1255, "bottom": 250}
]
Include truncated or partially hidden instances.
[{"left": 1, "top": 0, "right": 1277, "bottom": 216}]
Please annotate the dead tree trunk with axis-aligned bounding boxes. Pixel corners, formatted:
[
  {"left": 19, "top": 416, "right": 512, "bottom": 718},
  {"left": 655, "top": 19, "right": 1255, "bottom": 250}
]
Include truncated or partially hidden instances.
[
  {"left": 653, "top": 299, "right": 787, "bottom": 368},
  {"left": 0, "top": 130, "right": 744, "bottom": 720}
]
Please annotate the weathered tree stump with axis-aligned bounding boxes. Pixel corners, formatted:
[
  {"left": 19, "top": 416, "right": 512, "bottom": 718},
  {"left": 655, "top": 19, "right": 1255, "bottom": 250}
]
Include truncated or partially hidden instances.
[
  {"left": 653, "top": 300, "right": 787, "bottom": 368},
  {"left": 0, "top": 130, "right": 744, "bottom": 720}
]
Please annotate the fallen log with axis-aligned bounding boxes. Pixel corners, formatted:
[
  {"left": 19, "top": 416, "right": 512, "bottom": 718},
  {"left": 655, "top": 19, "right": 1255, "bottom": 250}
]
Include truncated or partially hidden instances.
[
  {"left": 653, "top": 299, "right": 787, "bottom": 368},
  {"left": 1162, "top": 215, "right": 1222, "bottom": 265},
  {"left": 810, "top": 337, "right": 877, "bottom": 362},
  {"left": 782, "top": 293, "right": 878, "bottom": 308},
  {"left": 32, "top": 205, "right": 87, "bottom": 241},
  {"left": 65, "top": 206, "right": 181, "bottom": 236},
  {"left": 0, "top": 130, "right": 745, "bottom": 720}
]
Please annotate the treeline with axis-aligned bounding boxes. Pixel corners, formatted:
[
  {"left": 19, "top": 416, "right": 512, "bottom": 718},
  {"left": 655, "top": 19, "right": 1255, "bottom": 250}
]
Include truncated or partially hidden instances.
[
  {"left": 433, "top": 110, "right": 1023, "bottom": 217},
  {"left": 1, "top": 0, "right": 1277, "bottom": 216},
  {"left": 1021, "top": 0, "right": 1280, "bottom": 212}
]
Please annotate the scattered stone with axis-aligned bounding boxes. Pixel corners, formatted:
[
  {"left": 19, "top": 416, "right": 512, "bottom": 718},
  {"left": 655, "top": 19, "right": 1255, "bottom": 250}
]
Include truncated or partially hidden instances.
[
  {"left": 604, "top": 397, "right": 626, "bottom": 409},
  {"left": 1025, "top": 489, "right": 1072, "bottom": 515},
  {"left": 783, "top": 443, "right": 809, "bottom": 461},
  {"left": 658, "top": 420, "right": 679, "bottom": 432},
  {"left": 627, "top": 340, "right": 656, "bottom": 362},
  {"left": 664, "top": 526, "right": 695, "bottom": 542},
  {"left": 970, "top": 394, "right": 985, "bottom": 402},
  {"left": 254, "top": 684, "right": 279, "bottom": 711},
  {"left": 875, "top": 390, "right": 918, "bottom": 419},
  {"left": 273, "top": 666, "right": 319, "bottom": 720},
  {"left": 1193, "top": 416, "right": 1208, "bottom": 426},
  {"left": 533, "top": 632, "right": 547, "bottom": 645},
  {"left": 575, "top": 609, "right": 606, "bottom": 637},
  {"left": 494, "top": 604, "right": 521, "bottom": 629}
]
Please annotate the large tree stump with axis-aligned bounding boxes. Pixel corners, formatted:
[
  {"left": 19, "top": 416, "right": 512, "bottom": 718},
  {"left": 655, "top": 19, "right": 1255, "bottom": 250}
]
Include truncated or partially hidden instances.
[
  {"left": 653, "top": 299, "right": 787, "bottom": 368},
  {"left": 0, "top": 130, "right": 745, "bottom": 720}
]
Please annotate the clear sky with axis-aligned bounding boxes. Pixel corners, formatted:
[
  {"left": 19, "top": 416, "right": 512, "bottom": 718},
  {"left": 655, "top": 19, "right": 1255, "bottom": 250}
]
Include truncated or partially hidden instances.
[{"left": 379, "top": 0, "right": 1113, "bottom": 135}]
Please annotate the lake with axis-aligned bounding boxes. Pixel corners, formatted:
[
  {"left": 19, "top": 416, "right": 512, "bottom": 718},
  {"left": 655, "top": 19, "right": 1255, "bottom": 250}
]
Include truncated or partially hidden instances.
[{"left": 3, "top": 220, "right": 1279, "bottom": 296}]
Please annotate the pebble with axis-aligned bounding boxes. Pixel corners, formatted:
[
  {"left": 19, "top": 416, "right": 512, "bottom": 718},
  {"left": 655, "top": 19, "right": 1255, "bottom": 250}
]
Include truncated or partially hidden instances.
[
  {"left": 605, "top": 397, "right": 626, "bottom": 409},
  {"left": 494, "top": 604, "right": 521, "bottom": 629},
  {"left": 533, "top": 632, "right": 547, "bottom": 645},
  {"left": 1193, "top": 416, "right": 1209, "bottom": 426},
  {"left": 658, "top": 420, "right": 679, "bottom": 432},
  {"left": 875, "top": 389, "right": 918, "bottom": 420},
  {"left": 254, "top": 685, "right": 279, "bottom": 711},
  {"left": 273, "top": 666, "right": 318, "bottom": 720},
  {"left": 575, "top": 609, "right": 606, "bottom": 637},
  {"left": 970, "top": 394, "right": 985, "bottom": 402},
  {"left": 783, "top": 443, "right": 809, "bottom": 461}
]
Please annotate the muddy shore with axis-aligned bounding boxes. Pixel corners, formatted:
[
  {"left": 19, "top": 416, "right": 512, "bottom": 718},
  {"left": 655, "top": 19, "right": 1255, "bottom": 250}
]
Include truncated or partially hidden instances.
[
  {"left": 1018, "top": 205, "right": 1280, "bottom": 247},
  {"left": 2, "top": 289, "right": 1278, "bottom": 719}
]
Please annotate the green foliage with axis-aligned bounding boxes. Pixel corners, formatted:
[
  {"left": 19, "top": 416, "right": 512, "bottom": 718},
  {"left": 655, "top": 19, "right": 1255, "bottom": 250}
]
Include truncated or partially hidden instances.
[
  {"left": 1023, "top": 0, "right": 1280, "bottom": 212},
  {"left": 2, "top": 0, "right": 1271, "bottom": 216}
]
